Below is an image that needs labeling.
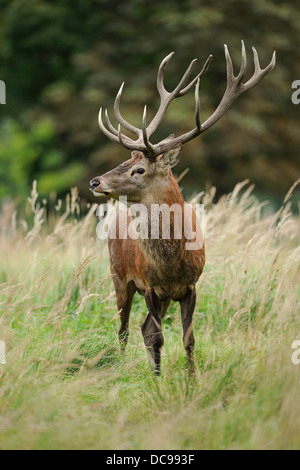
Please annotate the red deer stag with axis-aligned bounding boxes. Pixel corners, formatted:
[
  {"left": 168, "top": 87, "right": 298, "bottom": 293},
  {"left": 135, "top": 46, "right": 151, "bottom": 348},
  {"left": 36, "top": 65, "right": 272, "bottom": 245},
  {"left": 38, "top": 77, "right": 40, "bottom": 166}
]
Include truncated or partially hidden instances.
[{"left": 90, "top": 42, "right": 275, "bottom": 375}]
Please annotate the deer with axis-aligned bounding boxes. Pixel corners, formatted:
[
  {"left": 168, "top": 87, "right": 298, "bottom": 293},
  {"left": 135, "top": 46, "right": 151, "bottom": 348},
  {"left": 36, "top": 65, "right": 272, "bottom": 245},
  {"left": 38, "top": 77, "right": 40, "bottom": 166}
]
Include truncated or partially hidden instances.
[{"left": 90, "top": 41, "right": 275, "bottom": 376}]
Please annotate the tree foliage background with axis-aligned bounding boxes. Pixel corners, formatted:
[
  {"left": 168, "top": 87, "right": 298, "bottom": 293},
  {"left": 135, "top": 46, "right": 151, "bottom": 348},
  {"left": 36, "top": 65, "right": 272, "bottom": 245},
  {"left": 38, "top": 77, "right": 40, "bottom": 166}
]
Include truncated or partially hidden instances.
[{"left": 0, "top": 0, "right": 299, "bottom": 205}]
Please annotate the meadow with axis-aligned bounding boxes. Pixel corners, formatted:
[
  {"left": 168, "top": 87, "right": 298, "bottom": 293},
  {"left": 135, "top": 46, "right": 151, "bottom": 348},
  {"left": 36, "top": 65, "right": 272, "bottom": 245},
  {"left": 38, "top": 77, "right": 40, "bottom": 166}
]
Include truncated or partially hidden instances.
[{"left": 0, "top": 179, "right": 299, "bottom": 450}]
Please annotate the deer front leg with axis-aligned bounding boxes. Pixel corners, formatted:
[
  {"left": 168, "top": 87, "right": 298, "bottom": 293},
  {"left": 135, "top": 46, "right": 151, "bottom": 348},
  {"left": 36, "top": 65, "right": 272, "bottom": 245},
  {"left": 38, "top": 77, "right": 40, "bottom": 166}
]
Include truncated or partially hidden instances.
[
  {"left": 142, "top": 291, "right": 170, "bottom": 376},
  {"left": 113, "top": 279, "right": 136, "bottom": 352},
  {"left": 180, "top": 287, "right": 196, "bottom": 375}
]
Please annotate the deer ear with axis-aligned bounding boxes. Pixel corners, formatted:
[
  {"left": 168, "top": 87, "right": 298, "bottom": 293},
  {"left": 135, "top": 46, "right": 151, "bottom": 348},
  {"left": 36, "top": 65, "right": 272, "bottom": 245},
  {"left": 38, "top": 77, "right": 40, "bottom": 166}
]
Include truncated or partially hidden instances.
[{"left": 157, "top": 145, "right": 182, "bottom": 170}]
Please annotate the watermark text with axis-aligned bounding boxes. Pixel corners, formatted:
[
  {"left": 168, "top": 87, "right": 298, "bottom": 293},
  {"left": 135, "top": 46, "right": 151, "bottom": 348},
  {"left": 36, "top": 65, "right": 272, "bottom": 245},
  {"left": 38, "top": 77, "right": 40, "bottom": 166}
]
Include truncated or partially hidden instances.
[
  {"left": 291, "top": 80, "right": 300, "bottom": 105},
  {"left": 0, "top": 80, "right": 6, "bottom": 104},
  {"left": 0, "top": 340, "right": 6, "bottom": 365},
  {"left": 95, "top": 198, "right": 205, "bottom": 251},
  {"left": 291, "top": 340, "right": 300, "bottom": 365}
]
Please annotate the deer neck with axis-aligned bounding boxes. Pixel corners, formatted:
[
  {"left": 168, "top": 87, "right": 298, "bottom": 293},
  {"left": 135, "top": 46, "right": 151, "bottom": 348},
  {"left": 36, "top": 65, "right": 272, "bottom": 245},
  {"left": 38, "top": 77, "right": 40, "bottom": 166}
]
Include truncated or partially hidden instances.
[
  {"left": 131, "top": 171, "right": 186, "bottom": 262},
  {"left": 141, "top": 170, "right": 184, "bottom": 208}
]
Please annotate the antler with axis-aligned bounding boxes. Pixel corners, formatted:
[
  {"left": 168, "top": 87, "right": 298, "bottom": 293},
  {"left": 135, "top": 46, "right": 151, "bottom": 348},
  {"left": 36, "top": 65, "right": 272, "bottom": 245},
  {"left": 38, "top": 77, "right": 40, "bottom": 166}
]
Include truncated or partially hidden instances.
[
  {"left": 98, "top": 51, "right": 212, "bottom": 158},
  {"left": 98, "top": 41, "right": 276, "bottom": 159}
]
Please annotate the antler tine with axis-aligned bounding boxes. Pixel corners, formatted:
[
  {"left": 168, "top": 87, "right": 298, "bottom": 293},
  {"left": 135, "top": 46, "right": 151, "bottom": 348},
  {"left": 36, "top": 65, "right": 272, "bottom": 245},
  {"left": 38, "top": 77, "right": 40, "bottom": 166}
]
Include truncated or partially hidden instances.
[
  {"left": 114, "top": 82, "right": 141, "bottom": 137},
  {"left": 253, "top": 46, "right": 261, "bottom": 71},
  {"left": 173, "top": 58, "right": 198, "bottom": 95},
  {"left": 142, "top": 106, "right": 156, "bottom": 157},
  {"left": 179, "top": 54, "right": 212, "bottom": 96},
  {"left": 104, "top": 109, "right": 118, "bottom": 136},
  {"left": 236, "top": 40, "right": 247, "bottom": 84},
  {"left": 156, "top": 52, "right": 175, "bottom": 98},
  {"left": 224, "top": 43, "right": 234, "bottom": 86},
  {"left": 243, "top": 47, "right": 276, "bottom": 91},
  {"left": 225, "top": 40, "right": 247, "bottom": 87},
  {"left": 194, "top": 77, "right": 201, "bottom": 132},
  {"left": 98, "top": 108, "right": 121, "bottom": 144}
]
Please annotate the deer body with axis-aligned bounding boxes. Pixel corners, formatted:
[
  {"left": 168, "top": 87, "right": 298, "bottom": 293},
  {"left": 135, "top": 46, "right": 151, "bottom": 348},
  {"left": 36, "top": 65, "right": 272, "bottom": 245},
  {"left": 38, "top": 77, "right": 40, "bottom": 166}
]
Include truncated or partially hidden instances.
[
  {"left": 94, "top": 149, "right": 204, "bottom": 373},
  {"left": 91, "top": 42, "right": 275, "bottom": 375},
  {"left": 109, "top": 167, "right": 204, "bottom": 299}
]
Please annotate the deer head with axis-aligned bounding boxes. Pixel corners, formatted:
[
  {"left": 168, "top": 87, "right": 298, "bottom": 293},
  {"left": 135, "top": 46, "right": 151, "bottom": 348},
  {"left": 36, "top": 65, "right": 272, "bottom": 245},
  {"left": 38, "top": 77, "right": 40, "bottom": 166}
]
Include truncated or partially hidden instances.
[{"left": 90, "top": 146, "right": 183, "bottom": 203}]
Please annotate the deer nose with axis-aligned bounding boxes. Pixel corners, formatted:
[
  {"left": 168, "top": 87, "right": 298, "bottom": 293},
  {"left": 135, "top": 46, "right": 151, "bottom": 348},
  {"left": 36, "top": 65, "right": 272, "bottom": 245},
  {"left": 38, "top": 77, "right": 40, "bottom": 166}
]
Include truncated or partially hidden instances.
[{"left": 90, "top": 177, "right": 101, "bottom": 191}]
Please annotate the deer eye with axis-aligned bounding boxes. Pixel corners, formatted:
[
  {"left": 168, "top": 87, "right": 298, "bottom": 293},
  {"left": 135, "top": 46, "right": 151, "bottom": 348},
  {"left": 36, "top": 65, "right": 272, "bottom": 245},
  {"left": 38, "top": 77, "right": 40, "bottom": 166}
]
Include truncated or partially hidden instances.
[{"left": 136, "top": 168, "right": 145, "bottom": 174}]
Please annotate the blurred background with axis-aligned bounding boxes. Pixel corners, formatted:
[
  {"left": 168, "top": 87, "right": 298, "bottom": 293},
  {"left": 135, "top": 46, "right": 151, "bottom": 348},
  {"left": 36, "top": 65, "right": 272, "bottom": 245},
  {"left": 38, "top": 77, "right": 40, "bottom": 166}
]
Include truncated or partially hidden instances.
[{"left": 0, "top": 0, "right": 299, "bottom": 208}]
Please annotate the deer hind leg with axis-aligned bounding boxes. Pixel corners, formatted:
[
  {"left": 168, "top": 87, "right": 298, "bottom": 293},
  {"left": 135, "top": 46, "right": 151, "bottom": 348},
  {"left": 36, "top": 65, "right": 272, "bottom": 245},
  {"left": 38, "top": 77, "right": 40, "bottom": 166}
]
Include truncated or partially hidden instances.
[
  {"left": 114, "top": 279, "right": 136, "bottom": 352},
  {"left": 142, "top": 291, "right": 170, "bottom": 376},
  {"left": 180, "top": 287, "right": 196, "bottom": 375}
]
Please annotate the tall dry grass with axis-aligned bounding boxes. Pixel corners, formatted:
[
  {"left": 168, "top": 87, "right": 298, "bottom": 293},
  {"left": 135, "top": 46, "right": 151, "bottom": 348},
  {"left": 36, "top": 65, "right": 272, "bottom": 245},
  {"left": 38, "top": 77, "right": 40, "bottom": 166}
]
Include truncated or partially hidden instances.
[{"left": 0, "top": 179, "right": 299, "bottom": 449}]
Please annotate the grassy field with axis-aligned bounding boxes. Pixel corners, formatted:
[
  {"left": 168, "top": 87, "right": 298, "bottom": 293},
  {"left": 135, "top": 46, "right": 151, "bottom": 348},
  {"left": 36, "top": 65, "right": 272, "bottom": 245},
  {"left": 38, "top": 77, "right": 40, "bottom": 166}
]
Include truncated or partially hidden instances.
[{"left": 0, "top": 180, "right": 299, "bottom": 450}]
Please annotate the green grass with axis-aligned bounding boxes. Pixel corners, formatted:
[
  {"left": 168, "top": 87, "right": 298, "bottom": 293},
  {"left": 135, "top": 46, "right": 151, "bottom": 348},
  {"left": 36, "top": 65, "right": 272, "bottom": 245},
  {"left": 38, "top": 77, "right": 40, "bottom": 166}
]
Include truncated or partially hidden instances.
[{"left": 0, "top": 180, "right": 299, "bottom": 449}]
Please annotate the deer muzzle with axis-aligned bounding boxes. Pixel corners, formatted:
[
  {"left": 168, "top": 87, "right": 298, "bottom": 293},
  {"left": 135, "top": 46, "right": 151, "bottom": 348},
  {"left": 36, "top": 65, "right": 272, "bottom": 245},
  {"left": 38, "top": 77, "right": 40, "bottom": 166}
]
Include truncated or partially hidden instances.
[{"left": 89, "top": 177, "right": 112, "bottom": 197}]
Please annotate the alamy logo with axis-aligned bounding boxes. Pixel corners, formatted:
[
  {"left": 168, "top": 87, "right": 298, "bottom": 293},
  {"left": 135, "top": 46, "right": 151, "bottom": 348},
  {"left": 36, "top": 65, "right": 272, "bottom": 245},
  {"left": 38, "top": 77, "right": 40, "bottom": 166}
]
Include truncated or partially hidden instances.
[
  {"left": 96, "top": 198, "right": 205, "bottom": 251},
  {"left": 0, "top": 80, "right": 6, "bottom": 104},
  {"left": 291, "top": 340, "right": 300, "bottom": 365},
  {"left": 291, "top": 80, "right": 300, "bottom": 105},
  {"left": 0, "top": 340, "right": 6, "bottom": 365}
]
